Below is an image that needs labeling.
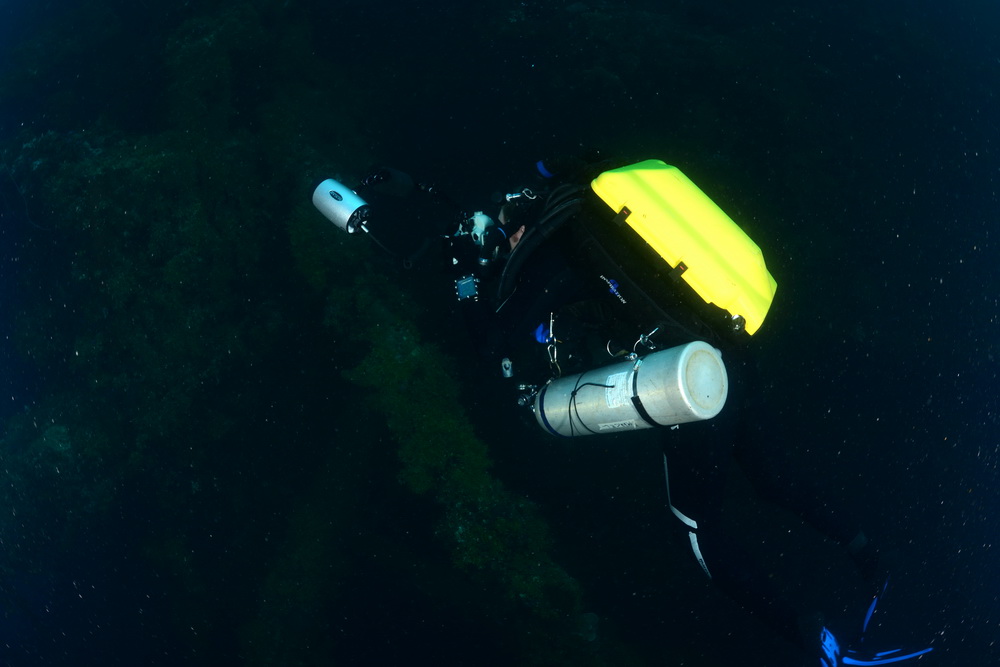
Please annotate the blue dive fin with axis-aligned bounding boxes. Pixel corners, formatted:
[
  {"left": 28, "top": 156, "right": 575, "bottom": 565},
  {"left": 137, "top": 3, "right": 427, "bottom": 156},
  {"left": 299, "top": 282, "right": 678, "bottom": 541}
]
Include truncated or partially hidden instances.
[
  {"left": 860, "top": 577, "right": 890, "bottom": 638},
  {"left": 819, "top": 576, "right": 934, "bottom": 666},
  {"left": 822, "top": 626, "right": 934, "bottom": 666},
  {"left": 841, "top": 646, "right": 934, "bottom": 665}
]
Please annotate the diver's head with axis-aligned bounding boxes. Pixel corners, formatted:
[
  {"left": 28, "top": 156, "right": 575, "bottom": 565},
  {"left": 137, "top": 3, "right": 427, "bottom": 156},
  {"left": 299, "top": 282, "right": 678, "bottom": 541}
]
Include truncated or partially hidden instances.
[{"left": 499, "top": 201, "right": 531, "bottom": 249}]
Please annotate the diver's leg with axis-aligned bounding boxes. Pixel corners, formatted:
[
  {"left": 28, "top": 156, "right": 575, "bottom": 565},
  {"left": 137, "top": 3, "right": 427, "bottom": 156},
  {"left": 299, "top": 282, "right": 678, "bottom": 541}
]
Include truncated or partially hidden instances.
[
  {"left": 660, "top": 348, "right": 817, "bottom": 648},
  {"left": 662, "top": 429, "right": 805, "bottom": 646},
  {"left": 728, "top": 436, "right": 942, "bottom": 664},
  {"left": 732, "top": 439, "right": 883, "bottom": 588}
]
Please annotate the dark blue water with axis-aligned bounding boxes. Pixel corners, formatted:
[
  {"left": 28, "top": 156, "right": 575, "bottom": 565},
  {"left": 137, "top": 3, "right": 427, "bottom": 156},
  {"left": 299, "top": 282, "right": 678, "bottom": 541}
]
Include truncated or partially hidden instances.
[{"left": 0, "top": 0, "right": 997, "bottom": 664}]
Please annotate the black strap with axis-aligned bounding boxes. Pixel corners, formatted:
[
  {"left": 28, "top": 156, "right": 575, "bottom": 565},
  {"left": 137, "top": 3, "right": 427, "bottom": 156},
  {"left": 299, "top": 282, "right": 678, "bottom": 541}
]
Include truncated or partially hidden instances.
[
  {"left": 611, "top": 205, "right": 631, "bottom": 227},
  {"left": 668, "top": 261, "right": 688, "bottom": 282},
  {"left": 630, "top": 364, "right": 662, "bottom": 427}
]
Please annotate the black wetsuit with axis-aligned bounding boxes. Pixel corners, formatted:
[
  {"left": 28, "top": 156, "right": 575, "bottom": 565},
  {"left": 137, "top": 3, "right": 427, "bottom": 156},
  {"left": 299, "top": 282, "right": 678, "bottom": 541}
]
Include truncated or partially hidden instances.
[
  {"left": 361, "top": 164, "right": 878, "bottom": 651},
  {"left": 489, "top": 186, "right": 879, "bottom": 651},
  {"left": 660, "top": 343, "right": 876, "bottom": 646}
]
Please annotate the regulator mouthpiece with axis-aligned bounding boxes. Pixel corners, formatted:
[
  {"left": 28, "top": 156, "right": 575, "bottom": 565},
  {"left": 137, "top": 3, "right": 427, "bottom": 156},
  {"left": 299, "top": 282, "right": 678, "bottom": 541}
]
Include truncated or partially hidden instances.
[
  {"left": 469, "top": 211, "right": 494, "bottom": 246},
  {"left": 312, "top": 178, "right": 371, "bottom": 233}
]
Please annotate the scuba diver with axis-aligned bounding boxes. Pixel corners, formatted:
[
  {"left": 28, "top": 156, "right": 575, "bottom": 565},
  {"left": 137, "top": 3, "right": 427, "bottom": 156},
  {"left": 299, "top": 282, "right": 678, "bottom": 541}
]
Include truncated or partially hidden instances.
[{"left": 312, "top": 156, "right": 934, "bottom": 666}]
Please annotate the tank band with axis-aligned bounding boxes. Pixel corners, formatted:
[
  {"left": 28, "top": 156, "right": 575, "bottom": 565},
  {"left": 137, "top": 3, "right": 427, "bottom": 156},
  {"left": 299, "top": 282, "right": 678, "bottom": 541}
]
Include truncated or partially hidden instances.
[
  {"left": 536, "top": 384, "right": 568, "bottom": 437},
  {"left": 630, "top": 365, "right": 662, "bottom": 427}
]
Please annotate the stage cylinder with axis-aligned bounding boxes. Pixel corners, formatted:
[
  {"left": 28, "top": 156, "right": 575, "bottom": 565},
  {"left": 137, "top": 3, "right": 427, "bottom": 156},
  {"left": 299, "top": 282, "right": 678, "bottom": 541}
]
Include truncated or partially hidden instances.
[{"left": 534, "top": 341, "right": 728, "bottom": 437}]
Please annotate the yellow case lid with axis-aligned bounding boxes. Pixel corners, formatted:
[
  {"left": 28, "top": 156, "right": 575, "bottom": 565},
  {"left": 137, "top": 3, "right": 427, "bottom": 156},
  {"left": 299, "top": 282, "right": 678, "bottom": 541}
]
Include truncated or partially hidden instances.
[{"left": 591, "top": 160, "right": 776, "bottom": 335}]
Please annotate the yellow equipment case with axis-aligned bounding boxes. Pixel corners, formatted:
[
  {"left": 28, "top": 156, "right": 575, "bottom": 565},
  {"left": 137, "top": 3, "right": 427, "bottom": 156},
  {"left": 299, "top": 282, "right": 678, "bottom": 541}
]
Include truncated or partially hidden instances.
[{"left": 590, "top": 160, "right": 776, "bottom": 335}]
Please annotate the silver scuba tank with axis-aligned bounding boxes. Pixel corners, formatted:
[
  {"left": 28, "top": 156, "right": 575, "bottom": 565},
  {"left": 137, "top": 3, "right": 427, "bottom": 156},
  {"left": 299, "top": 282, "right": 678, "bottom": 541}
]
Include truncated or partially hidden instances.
[{"left": 533, "top": 341, "right": 728, "bottom": 437}]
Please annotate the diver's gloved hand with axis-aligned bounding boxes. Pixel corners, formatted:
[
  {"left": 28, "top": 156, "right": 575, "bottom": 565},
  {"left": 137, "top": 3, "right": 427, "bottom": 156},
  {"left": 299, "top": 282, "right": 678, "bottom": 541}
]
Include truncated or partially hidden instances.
[
  {"left": 358, "top": 166, "right": 416, "bottom": 197},
  {"left": 359, "top": 167, "right": 388, "bottom": 188}
]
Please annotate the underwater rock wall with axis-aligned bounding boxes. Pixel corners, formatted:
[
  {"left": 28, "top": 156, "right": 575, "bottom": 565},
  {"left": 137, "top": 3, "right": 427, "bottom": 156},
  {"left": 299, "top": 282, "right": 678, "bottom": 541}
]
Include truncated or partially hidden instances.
[{"left": 0, "top": 1, "right": 617, "bottom": 663}]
